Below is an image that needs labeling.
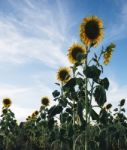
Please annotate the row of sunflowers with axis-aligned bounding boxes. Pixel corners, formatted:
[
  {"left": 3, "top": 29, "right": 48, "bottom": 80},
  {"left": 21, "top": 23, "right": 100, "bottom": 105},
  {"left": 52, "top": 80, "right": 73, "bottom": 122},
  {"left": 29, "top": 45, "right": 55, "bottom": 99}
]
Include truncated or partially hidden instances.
[{"left": 0, "top": 16, "right": 127, "bottom": 150}]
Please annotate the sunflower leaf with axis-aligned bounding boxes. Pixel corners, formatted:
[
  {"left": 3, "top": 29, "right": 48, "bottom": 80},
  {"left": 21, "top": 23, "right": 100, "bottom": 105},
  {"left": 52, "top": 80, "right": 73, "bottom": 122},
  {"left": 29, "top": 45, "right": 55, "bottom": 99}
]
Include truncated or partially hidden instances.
[{"left": 94, "top": 85, "right": 107, "bottom": 106}]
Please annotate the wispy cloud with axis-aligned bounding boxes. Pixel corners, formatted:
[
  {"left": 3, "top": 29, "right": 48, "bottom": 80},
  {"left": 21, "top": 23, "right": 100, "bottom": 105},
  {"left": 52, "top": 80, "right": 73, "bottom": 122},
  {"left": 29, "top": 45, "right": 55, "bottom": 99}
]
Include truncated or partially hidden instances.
[
  {"left": 104, "top": 0, "right": 127, "bottom": 43},
  {"left": 0, "top": 0, "right": 72, "bottom": 68},
  {"left": 0, "top": 0, "right": 74, "bottom": 120}
]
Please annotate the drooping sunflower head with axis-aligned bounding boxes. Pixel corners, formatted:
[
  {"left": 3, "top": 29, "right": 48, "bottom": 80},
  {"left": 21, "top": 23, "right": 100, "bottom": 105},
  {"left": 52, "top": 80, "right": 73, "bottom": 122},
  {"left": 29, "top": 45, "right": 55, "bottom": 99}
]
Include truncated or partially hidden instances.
[
  {"left": 103, "top": 43, "right": 115, "bottom": 65},
  {"left": 41, "top": 96, "right": 50, "bottom": 106},
  {"left": 80, "top": 16, "right": 104, "bottom": 46},
  {"left": 3, "top": 98, "right": 12, "bottom": 108},
  {"left": 57, "top": 67, "right": 71, "bottom": 83},
  {"left": 68, "top": 43, "right": 86, "bottom": 64},
  {"left": 103, "top": 49, "right": 113, "bottom": 65}
]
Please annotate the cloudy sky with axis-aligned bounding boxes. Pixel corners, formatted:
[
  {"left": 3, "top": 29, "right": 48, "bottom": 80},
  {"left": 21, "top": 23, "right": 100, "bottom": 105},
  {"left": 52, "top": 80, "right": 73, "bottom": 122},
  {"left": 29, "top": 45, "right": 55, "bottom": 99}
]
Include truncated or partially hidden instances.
[{"left": 0, "top": 0, "right": 127, "bottom": 121}]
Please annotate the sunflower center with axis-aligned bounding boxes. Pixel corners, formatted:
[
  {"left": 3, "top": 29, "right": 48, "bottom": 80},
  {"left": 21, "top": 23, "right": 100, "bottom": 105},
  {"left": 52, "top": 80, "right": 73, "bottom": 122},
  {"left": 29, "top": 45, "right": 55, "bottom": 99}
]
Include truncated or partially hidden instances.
[
  {"left": 71, "top": 47, "right": 83, "bottom": 60},
  {"left": 85, "top": 20, "right": 100, "bottom": 40},
  {"left": 59, "top": 71, "right": 69, "bottom": 81},
  {"left": 4, "top": 99, "right": 11, "bottom": 105},
  {"left": 42, "top": 98, "right": 49, "bottom": 105}
]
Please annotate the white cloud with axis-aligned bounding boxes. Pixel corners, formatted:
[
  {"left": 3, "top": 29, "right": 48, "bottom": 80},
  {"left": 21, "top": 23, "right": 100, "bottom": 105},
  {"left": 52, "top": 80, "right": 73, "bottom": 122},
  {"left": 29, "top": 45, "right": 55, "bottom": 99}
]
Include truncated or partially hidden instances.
[
  {"left": 11, "top": 104, "right": 35, "bottom": 122},
  {"left": 107, "top": 79, "right": 127, "bottom": 108},
  {"left": 0, "top": 0, "right": 71, "bottom": 68}
]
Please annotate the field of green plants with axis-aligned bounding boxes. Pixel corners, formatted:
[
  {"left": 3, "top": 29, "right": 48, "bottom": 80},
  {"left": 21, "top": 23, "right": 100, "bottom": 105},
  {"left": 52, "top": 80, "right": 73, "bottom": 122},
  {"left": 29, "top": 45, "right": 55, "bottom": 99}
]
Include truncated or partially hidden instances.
[{"left": 0, "top": 16, "right": 127, "bottom": 150}]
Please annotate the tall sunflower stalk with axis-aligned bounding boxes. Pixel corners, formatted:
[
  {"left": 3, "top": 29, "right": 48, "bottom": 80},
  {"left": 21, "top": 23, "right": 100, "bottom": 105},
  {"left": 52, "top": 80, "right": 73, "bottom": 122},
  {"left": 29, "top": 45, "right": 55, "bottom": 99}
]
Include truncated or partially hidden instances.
[
  {"left": 85, "top": 51, "right": 88, "bottom": 150},
  {"left": 72, "top": 66, "right": 76, "bottom": 150},
  {"left": 80, "top": 16, "right": 104, "bottom": 150}
]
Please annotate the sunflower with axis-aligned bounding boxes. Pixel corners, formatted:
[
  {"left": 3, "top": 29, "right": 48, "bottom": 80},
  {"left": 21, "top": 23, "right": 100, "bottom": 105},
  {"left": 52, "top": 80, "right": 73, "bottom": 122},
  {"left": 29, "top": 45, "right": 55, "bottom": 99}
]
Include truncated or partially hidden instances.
[
  {"left": 105, "top": 104, "right": 112, "bottom": 110},
  {"left": 103, "top": 49, "right": 113, "bottom": 65},
  {"left": 3, "top": 98, "right": 12, "bottom": 108},
  {"left": 41, "top": 96, "right": 50, "bottom": 106},
  {"left": 80, "top": 16, "right": 104, "bottom": 46},
  {"left": 68, "top": 43, "right": 86, "bottom": 64},
  {"left": 57, "top": 67, "right": 71, "bottom": 83},
  {"left": 34, "top": 110, "right": 39, "bottom": 116},
  {"left": 26, "top": 116, "right": 31, "bottom": 121},
  {"left": 32, "top": 110, "right": 39, "bottom": 118}
]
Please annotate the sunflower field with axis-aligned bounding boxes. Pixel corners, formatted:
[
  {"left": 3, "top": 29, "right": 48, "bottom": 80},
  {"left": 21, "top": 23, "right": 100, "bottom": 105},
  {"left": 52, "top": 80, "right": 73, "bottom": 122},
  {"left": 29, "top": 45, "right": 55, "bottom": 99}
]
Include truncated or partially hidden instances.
[{"left": 0, "top": 16, "right": 127, "bottom": 150}]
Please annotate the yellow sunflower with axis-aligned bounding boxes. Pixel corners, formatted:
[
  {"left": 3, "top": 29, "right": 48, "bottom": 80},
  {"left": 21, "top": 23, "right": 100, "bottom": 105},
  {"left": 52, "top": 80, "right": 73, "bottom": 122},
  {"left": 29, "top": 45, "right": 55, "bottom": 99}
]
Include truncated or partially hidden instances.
[
  {"left": 31, "top": 110, "right": 39, "bottom": 118},
  {"left": 68, "top": 43, "right": 86, "bottom": 64},
  {"left": 41, "top": 96, "right": 50, "bottom": 106},
  {"left": 57, "top": 67, "right": 71, "bottom": 83},
  {"left": 80, "top": 16, "right": 104, "bottom": 46},
  {"left": 34, "top": 110, "right": 39, "bottom": 116},
  {"left": 103, "top": 49, "right": 113, "bottom": 65},
  {"left": 3, "top": 98, "right": 12, "bottom": 108},
  {"left": 26, "top": 116, "right": 31, "bottom": 121}
]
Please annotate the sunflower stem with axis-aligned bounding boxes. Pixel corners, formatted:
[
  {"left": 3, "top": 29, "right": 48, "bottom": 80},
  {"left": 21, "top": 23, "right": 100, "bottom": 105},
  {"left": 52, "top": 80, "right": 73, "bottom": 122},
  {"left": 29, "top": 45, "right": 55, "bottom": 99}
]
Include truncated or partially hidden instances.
[
  {"left": 85, "top": 51, "right": 88, "bottom": 150},
  {"left": 72, "top": 66, "right": 75, "bottom": 150}
]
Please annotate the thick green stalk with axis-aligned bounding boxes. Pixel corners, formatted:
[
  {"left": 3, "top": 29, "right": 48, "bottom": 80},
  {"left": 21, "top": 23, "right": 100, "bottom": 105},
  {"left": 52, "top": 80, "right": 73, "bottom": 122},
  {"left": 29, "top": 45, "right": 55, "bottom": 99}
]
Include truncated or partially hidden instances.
[
  {"left": 85, "top": 54, "right": 88, "bottom": 150},
  {"left": 73, "top": 98, "right": 75, "bottom": 150},
  {"left": 88, "top": 81, "right": 94, "bottom": 125},
  {"left": 72, "top": 66, "right": 75, "bottom": 150}
]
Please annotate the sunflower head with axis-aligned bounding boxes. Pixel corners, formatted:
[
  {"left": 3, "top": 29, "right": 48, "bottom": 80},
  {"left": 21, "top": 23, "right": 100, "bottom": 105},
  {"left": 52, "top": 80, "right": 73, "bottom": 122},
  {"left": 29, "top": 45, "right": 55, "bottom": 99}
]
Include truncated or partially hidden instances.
[
  {"left": 34, "top": 110, "right": 39, "bottom": 116},
  {"left": 103, "top": 49, "right": 112, "bottom": 65},
  {"left": 41, "top": 96, "right": 50, "bottom": 106},
  {"left": 26, "top": 116, "right": 31, "bottom": 121},
  {"left": 68, "top": 43, "right": 86, "bottom": 64},
  {"left": 105, "top": 103, "right": 112, "bottom": 110},
  {"left": 103, "top": 43, "right": 115, "bottom": 65},
  {"left": 57, "top": 67, "right": 71, "bottom": 83},
  {"left": 32, "top": 110, "right": 39, "bottom": 118},
  {"left": 3, "top": 98, "right": 12, "bottom": 108},
  {"left": 80, "top": 16, "right": 104, "bottom": 46}
]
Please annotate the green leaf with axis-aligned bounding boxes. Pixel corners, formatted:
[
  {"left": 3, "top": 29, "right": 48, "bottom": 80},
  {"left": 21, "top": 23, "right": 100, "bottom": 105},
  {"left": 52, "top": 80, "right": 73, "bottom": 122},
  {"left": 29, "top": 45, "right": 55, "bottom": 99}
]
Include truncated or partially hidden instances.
[
  {"left": 52, "top": 90, "right": 60, "bottom": 98},
  {"left": 48, "top": 118, "right": 55, "bottom": 129},
  {"left": 48, "top": 105, "right": 63, "bottom": 118},
  {"left": 114, "top": 108, "right": 118, "bottom": 111},
  {"left": 100, "top": 78, "right": 109, "bottom": 90},
  {"left": 83, "top": 65, "right": 101, "bottom": 80},
  {"left": 94, "top": 85, "right": 106, "bottom": 106},
  {"left": 55, "top": 83, "right": 60, "bottom": 86},
  {"left": 91, "top": 109, "right": 99, "bottom": 120},
  {"left": 66, "top": 108, "right": 72, "bottom": 115},
  {"left": 63, "top": 78, "right": 76, "bottom": 91},
  {"left": 60, "top": 128, "right": 66, "bottom": 140},
  {"left": 41, "top": 113, "right": 46, "bottom": 119},
  {"left": 119, "top": 99, "right": 125, "bottom": 107},
  {"left": 60, "top": 112, "right": 69, "bottom": 123},
  {"left": 59, "top": 98, "right": 67, "bottom": 107},
  {"left": 76, "top": 77, "right": 84, "bottom": 87},
  {"left": 121, "top": 108, "right": 125, "bottom": 112},
  {"left": 68, "top": 123, "right": 74, "bottom": 137},
  {"left": 77, "top": 101, "right": 84, "bottom": 122},
  {"left": 99, "top": 109, "right": 108, "bottom": 124}
]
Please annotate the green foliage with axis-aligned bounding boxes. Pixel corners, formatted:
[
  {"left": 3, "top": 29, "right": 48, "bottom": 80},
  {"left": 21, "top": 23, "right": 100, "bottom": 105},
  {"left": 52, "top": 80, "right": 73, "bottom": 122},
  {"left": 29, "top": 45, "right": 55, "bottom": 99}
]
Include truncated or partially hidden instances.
[
  {"left": 94, "top": 85, "right": 107, "bottom": 106},
  {"left": 83, "top": 65, "right": 101, "bottom": 80}
]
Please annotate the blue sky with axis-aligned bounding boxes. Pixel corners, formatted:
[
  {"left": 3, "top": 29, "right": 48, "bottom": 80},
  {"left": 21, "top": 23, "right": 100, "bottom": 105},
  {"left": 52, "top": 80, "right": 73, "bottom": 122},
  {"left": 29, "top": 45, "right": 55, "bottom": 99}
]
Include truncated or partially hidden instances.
[{"left": 0, "top": 0, "right": 127, "bottom": 121}]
